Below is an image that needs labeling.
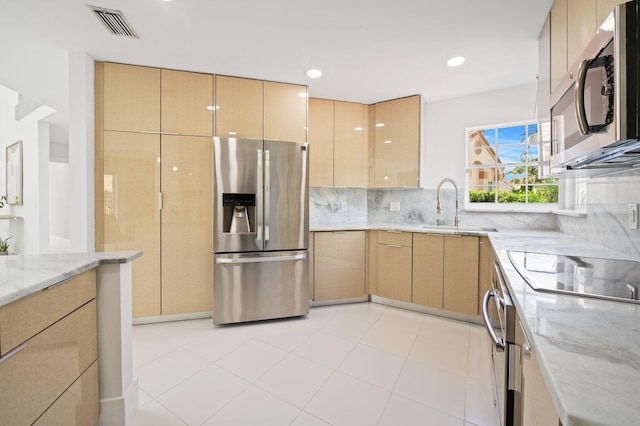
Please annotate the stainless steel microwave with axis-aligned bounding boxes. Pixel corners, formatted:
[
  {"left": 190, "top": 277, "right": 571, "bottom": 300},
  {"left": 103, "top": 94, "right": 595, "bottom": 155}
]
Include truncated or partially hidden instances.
[{"left": 550, "top": 0, "right": 640, "bottom": 171}]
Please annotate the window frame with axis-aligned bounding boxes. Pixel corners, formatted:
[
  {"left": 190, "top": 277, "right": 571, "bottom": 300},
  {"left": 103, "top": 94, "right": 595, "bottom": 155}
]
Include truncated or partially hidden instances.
[{"left": 464, "top": 120, "right": 561, "bottom": 212}]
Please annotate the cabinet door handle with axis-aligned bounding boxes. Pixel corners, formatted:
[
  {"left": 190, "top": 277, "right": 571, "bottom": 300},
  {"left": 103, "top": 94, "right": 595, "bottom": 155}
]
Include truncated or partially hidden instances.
[
  {"left": 385, "top": 244, "right": 403, "bottom": 248},
  {"left": 386, "top": 230, "right": 402, "bottom": 234},
  {"left": 0, "top": 343, "right": 26, "bottom": 364},
  {"left": 140, "top": 131, "right": 180, "bottom": 135}
]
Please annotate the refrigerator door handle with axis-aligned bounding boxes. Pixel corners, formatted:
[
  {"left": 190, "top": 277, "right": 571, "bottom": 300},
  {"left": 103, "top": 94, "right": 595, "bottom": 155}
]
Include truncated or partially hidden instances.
[
  {"left": 216, "top": 253, "right": 307, "bottom": 264},
  {"left": 257, "top": 148, "right": 263, "bottom": 243},
  {"left": 264, "top": 149, "right": 271, "bottom": 242}
]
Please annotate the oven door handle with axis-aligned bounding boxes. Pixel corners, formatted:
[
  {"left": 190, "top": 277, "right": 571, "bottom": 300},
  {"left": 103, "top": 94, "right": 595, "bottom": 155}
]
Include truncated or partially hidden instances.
[{"left": 482, "top": 289, "right": 505, "bottom": 352}]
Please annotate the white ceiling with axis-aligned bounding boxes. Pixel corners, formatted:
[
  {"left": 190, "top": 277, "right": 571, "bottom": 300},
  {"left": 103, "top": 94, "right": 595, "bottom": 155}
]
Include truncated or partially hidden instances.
[{"left": 0, "top": 0, "right": 553, "bottom": 142}]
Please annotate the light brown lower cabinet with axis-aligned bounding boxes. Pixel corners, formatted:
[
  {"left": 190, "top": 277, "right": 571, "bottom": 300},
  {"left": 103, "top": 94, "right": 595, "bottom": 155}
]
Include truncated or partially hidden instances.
[
  {"left": 102, "top": 131, "right": 213, "bottom": 318},
  {"left": 412, "top": 234, "right": 479, "bottom": 315},
  {"left": 33, "top": 361, "right": 99, "bottom": 426},
  {"left": 522, "top": 345, "right": 562, "bottom": 426},
  {"left": 314, "top": 231, "right": 366, "bottom": 301},
  {"left": 478, "top": 236, "right": 496, "bottom": 314},
  {"left": 412, "top": 234, "right": 444, "bottom": 308},
  {"left": 0, "top": 299, "right": 98, "bottom": 426},
  {"left": 160, "top": 135, "right": 213, "bottom": 315},
  {"left": 103, "top": 131, "right": 161, "bottom": 317},
  {"left": 443, "top": 235, "right": 479, "bottom": 315},
  {"left": 377, "top": 231, "right": 413, "bottom": 303},
  {"left": 309, "top": 232, "right": 315, "bottom": 300}
]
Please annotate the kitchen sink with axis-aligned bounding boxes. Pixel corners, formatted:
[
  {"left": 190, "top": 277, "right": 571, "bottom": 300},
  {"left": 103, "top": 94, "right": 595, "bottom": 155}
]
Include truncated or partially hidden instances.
[{"left": 419, "top": 225, "right": 497, "bottom": 233}]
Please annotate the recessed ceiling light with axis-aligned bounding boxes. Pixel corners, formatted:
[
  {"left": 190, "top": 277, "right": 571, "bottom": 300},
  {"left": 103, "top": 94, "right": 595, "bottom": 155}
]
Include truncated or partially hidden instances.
[
  {"left": 447, "top": 56, "right": 465, "bottom": 67},
  {"left": 306, "top": 69, "right": 322, "bottom": 78}
]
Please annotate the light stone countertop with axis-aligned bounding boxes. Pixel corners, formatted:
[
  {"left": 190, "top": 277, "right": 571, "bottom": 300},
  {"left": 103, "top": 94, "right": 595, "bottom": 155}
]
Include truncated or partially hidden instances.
[
  {"left": 310, "top": 223, "right": 497, "bottom": 236},
  {"left": 488, "top": 230, "right": 640, "bottom": 426},
  {"left": 0, "top": 251, "right": 143, "bottom": 308}
]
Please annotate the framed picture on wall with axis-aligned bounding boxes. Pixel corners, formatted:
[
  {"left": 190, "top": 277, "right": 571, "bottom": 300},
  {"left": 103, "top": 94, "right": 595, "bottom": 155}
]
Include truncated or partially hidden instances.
[{"left": 6, "top": 140, "right": 23, "bottom": 205}]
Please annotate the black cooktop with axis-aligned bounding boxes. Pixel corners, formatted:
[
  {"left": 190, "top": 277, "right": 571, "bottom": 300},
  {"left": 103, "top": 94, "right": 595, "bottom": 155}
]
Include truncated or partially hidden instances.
[{"left": 507, "top": 251, "right": 640, "bottom": 304}]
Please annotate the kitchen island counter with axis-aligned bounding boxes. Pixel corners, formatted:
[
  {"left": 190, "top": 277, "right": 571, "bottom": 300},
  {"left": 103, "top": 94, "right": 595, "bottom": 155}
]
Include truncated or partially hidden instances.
[
  {"left": 488, "top": 230, "right": 640, "bottom": 426},
  {"left": 0, "top": 251, "right": 142, "bottom": 426},
  {"left": 0, "top": 251, "right": 142, "bottom": 307}
]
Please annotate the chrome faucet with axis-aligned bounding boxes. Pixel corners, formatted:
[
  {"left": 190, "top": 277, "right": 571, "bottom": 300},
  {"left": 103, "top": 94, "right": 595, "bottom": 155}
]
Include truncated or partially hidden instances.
[{"left": 436, "top": 178, "right": 459, "bottom": 227}]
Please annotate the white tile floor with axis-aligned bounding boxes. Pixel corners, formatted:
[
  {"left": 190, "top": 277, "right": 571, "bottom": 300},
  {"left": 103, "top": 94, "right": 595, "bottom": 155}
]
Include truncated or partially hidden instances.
[{"left": 132, "top": 302, "right": 498, "bottom": 426}]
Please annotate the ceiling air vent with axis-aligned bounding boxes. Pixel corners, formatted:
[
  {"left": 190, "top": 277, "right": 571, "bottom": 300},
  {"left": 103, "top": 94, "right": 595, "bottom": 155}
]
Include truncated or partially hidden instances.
[{"left": 87, "top": 5, "right": 139, "bottom": 38}]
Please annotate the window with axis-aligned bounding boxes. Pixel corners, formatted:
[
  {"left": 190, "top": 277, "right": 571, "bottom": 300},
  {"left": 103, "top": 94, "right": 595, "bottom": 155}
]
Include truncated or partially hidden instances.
[{"left": 466, "top": 121, "right": 559, "bottom": 209}]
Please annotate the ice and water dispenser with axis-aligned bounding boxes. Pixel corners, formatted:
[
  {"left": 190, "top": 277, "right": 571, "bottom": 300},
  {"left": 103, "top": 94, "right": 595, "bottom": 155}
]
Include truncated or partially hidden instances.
[{"left": 222, "top": 193, "right": 256, "bottom": 234}]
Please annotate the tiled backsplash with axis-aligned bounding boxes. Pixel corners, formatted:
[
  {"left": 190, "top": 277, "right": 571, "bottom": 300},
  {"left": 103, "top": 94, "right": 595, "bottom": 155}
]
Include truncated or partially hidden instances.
[
  {"left": 311, "top": 173, "right": 640, "bottom": 260},
  {"left": 310, "top": 187, "right": 557, "bottom": 230},
  {"left": 557, "top": 170, "right": 640, "bottom": 259}
]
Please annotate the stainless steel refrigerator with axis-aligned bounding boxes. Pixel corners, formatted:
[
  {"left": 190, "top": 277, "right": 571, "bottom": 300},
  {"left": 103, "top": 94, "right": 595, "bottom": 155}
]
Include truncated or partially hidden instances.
[{"left": 212, "top": 137, "right": 309, "bottom": 325}]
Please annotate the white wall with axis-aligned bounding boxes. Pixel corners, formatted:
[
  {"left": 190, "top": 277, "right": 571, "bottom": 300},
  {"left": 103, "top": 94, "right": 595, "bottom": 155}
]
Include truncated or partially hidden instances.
[
  {"left": 421, "top": 83, "right": 538, "bottom": 189},
  {"left": 49, "top": 162, "right": 70, "bottom": 239},
  {"left": 68, "top": 52, "right": 95, "bottom": 253},
  {"left": 0, "top": 84, "right": 55, "bottom": 254}
]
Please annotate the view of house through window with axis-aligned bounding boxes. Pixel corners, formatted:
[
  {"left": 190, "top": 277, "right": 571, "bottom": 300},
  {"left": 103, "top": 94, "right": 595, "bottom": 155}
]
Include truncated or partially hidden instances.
[{"left": 466, "top": 122, "right": 559, "bottom": 207}]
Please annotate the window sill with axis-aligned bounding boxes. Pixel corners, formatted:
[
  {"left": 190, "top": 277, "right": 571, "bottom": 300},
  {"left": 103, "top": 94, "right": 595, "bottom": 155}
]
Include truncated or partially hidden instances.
[
  {"left": 464, "top": 204, "right": 559, "bottom": 214},
  {"left": 550, "top": 209, "right": 587, "bottom": 218}
]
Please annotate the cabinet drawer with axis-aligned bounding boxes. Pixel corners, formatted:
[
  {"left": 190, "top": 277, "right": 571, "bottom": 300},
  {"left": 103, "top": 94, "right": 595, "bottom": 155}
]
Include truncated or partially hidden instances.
[
  {"left": 377, "top": 230, "right": 412, "bottom": 247},
  {"left": 34, "top": 360, "right": 99, "bottom": 426},
  {"left": 0, "top": 300, "right": 97, "bottom": 426},
  {"left": 0, "top": 269, "right": 96, "bottom": 355}
]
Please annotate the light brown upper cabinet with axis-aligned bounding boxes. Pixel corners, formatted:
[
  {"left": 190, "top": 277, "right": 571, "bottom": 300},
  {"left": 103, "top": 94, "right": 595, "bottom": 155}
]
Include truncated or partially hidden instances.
[
  {"left": 264, "top": 81, "right": 307, "bottom": 142},
  {"left": 308, "top": 98, "right": 334, "bottom": 187},
  {"left": 373, "top": 95, "right": 420, "bottom": 188},
  {"left": 550, "top": 0, "right": 568, "bottom": 94},
  {"left": 597, "top": 0, "right": 625, "bottom": 26},
  {"left": 334, "top": 101, "right": 368, "bottom": 187},
  {"left": 313, "top": 231, "right": 366, "bottom": 301},
  {"left": 102, "top": 63, "right": 214, "bottom": 135},
  {"left": 161, "top": 69, "right": 214, "bottom": 137},
  {"left": 567, "top": 0, "right": 596, "bottom": 67},
  {"left": 103, "top": 63, "right": 161, "bottom": 132},
  {"left": 215, "top": 76, "right": 308, "bottom": 142},
  {"left": 308, "top": 98, "right": 368, "bottom": 188},
  {"left": 215, "top": 75, "right": 264, "bottom": 139},
  {"left": 550, "top": 0, "right": 622, "bottom": 95}
]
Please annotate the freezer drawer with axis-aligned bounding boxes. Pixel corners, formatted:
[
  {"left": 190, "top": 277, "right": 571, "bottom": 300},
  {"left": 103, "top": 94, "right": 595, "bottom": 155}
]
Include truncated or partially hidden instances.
[{"left": 213, "top": 251, "right": 309, "bottom": 325}]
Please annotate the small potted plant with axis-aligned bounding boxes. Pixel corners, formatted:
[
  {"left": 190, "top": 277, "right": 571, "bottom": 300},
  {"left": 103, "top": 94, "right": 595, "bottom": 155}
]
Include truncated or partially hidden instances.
[{"left": 0, "top": 236, "right": 11, "bottom": 255}]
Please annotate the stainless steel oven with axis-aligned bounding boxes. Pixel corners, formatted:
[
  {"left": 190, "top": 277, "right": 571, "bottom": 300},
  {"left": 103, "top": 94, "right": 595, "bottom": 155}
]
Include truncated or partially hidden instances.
[{"left": 482, "top": 261, "right": 522, "bottom": 426}]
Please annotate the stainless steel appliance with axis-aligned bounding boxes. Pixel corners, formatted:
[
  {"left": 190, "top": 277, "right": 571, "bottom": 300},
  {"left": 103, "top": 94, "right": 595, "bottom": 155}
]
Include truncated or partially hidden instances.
[
  {"left": 482, "top": 262, "right": 522, "bottom": 426},
  {"left": 212, "top": 137, "right": 309, "bottom": 325},
  {"left": 508, "top": 250, "right": 640, "bottom": 304},
  {"left": 550, "top": 0, "right": 640, "bottom": 171}
]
